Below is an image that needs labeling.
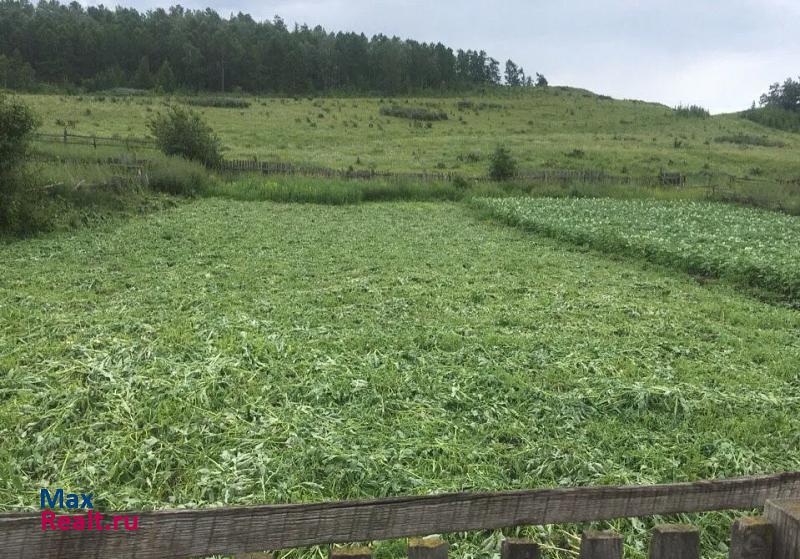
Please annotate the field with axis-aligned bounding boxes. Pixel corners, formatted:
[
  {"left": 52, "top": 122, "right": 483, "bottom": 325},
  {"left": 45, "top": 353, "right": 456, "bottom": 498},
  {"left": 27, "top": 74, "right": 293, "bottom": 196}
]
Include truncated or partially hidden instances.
[
  {"left": 475, "top": 197, "right": 800, "bottom": 303},
  {"left": 2, "top": 201, "right": 800, "bottom": 558},
  {"left": 20, "top": 88, "right": 800, "bottom": 180}
]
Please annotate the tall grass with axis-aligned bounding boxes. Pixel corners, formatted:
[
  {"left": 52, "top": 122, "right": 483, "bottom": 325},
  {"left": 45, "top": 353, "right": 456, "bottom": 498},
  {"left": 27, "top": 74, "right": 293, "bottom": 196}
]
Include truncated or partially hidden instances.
[{"left": 206, "top": 176, "right": 463, "bottom": 204}]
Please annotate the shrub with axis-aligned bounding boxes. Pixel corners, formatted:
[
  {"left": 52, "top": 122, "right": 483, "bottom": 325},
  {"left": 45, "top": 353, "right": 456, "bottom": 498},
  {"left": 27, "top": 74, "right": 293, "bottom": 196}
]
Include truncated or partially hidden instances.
[
  {"left": 146, "top": 156, "right": 210, "bottom": 196},
  {"left": 0, "top": 95, "right": 38, "bottom": 174},
  {"left": 488, "top": 146, "right": 517, "bottom": 181},
  {"left": 182, "top": 97, "right": 251, "bottom": 109},
  {"left": 0, "top": 95, "right": 42, "bottom": 233},
  {"left": 379, "top": 105, "right": 448, "bottom": 121},
  {"left": 714, "top": 134, "right": 786, "bottom": 148},
  {"left": 147, "top": 106, "right": 222, "bottom": 167}
]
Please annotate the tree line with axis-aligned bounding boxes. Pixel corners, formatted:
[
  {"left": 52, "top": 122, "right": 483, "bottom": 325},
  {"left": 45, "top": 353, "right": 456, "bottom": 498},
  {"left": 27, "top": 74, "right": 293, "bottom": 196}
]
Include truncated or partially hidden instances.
[
  {"left": 0, "top": 1, "right": 547, "bottom": 94},
  {"left": 758, "top": 76, "right": 800, "bottom": 112}
]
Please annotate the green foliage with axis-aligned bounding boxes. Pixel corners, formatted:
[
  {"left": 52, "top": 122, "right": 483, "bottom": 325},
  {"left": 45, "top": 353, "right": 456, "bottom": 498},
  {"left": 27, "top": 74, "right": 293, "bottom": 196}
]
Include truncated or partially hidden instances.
[
  {"left": 379, "top": 105, "right": 448, "bottom": 121},
  {"left": 742, "top": 106, "right": 800, "bottom": 133},
  {"left": 0, "top": 95, "right": 40, "bottom": 233},
  {"left": 182, "top": 97, "right": 251, "bottom": 109},
  {"left": 0, "top": 2, "right": 508, "bottom": 94},
  {"left": 0, "top": 94, "right": 37, "bottom": 174},
  {"left": 155, "top": 61, "right": 177, "bottom": 93},
  {"left": 674, "top": 104, "right": 710, "bottom": 118},
  {"left": 0, "top": 52, "right": 36, "bottom": 90},
  {"left": 133, "top": 56, "right": 153, "bottom": 90},
  {"left": 146, "top": 156, "right": 211, "bottom": 196},
  {"left": 714, "top": 134, "right": 786, "bottom": 148},
  {"left": 476, "top": 196, "right": 800, "bottom": 303},
  {"left": 759, "top": 76, "right": 800, "bottom": 111},
  {"left": 488, "top": 145, "right": 517, "bottom": 181},
  {"left": 207, "top": 176, "right": 462, "bottom": 204},
  {"left": 147, "top": 105, "right": 222, "bottom": 167}
]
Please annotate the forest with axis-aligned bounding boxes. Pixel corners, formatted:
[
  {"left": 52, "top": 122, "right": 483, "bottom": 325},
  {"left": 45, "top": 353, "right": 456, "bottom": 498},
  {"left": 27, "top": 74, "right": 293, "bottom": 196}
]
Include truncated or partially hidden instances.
[{"left": 0, "top": 0, "right": 539, "bottom": 94}]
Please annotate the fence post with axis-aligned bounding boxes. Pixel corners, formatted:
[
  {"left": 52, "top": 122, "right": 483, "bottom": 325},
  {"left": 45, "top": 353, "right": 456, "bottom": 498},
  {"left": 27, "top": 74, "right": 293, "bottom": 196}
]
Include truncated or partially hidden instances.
[
  {"left": 729, "top": 517, "right": 773, "bottom": 559},
  {"left": 501, "top": 538, "right": 540, "bottom": 559},
  {"left": 648, "top": 525, "right": 699, "bottom": 559},
  {"left": 408, "top": 537, "right": 448, "bottom": 559},
  {"left": 764, "top": 500, "right": 800, "bottom": 559},
  {"left": 63, "top": 128, "right": 68, "bottom": 144},
  {"left": 579, "top": 530, "right": 622, "bottom": 559}
]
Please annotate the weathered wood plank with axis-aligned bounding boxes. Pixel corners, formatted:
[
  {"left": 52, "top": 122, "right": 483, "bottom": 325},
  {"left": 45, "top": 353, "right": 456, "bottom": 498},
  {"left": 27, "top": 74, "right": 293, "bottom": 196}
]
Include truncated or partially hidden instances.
[
  {"left": 408, "top": 536, "right": 448, "bottom": 559},
  {"left": 648, "top": 525, "right": 699, "bottom": 559},
  {"left": 501, "top": 538, "right": 540, "bottom": 559},
  {"left": 1, "top": 473, "right": 798, "bottom": 559},
  {"left": 579, "top": 530, "right": 622, "bottom": 558},
  {"left": 331, "top": 545, "right": 372, "bottom": 559},
  {"left": 764, "top": 499, "right": 800, "bottom": 559},
  {"left": 729, "top": 517, "right": 772, "bottom": 559}
]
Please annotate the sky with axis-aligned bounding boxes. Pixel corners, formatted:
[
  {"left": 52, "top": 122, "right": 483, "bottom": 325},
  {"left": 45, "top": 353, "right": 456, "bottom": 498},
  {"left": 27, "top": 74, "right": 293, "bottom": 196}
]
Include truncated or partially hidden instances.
[{"left": 79, "top": 0, "right": 800, "bottom": 114}]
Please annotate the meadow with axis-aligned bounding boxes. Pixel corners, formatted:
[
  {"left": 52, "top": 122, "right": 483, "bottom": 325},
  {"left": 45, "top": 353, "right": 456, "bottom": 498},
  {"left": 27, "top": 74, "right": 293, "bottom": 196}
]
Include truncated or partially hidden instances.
[
  {"left": 1, "top": 201, "right": 800, "bottom": 558},
  {"left": 20, "top": 88, "right": 800, "bottom": 180}
]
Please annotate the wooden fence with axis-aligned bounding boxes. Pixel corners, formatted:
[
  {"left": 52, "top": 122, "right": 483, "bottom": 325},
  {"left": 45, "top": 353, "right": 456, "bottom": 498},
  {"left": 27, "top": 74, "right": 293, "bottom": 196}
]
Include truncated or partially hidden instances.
[
  {"left": 1, "top": 472, "right": 798, "bottom": 558},
  {"left": 33, "top": 131, "right": 157, "bottom": 149},
  {"left": 31, "top": 132, "right": 799, "bottom": 190}
]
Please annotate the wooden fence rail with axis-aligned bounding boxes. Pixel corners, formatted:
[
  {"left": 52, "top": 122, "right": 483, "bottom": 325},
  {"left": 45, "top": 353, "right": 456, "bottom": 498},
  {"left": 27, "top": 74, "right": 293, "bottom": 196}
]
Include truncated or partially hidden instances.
[
  {"left": 30, "top": 133, "right": 798, "bottom": 190},
  {"left": 1, "top": 472, "right": 798, "bottom": 559}
]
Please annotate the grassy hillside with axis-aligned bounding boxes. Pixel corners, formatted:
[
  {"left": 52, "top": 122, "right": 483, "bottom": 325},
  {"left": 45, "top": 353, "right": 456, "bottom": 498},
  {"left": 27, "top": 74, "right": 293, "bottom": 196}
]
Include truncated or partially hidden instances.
[
  {"left": 1, "top": 201, "right": 799, "bottom": 559},
  {"left": 20, "top": 87, "right": 800, "bottom": 180}
]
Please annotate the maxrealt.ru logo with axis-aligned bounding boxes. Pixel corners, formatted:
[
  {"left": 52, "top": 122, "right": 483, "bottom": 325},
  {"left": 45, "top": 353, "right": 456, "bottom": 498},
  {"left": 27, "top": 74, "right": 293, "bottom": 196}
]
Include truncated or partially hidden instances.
[{"left": 40, "top": 489, "right": 139, "bottom": 531}]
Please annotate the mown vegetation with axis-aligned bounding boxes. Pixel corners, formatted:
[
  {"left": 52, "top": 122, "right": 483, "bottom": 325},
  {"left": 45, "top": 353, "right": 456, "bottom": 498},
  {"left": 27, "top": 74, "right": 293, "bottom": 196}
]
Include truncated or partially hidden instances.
[
  {"left": 474, "top": 197, "right": 800, "bottom": 304},
  {"left": 1, "top": 202, "right": 798, "bottom": 559}
]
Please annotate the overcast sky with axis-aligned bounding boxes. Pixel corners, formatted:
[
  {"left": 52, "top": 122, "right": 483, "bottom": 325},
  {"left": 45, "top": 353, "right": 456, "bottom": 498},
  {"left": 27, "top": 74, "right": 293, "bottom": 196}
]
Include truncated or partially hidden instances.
[{"left": 81, "top": 0, "right": 799, "bottom": 114}]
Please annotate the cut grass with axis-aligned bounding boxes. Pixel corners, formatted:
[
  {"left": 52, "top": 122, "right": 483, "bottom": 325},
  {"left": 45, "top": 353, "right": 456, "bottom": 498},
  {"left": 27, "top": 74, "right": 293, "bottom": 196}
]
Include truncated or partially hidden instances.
[
  {"left": 474, "top": 197, "right": 800, "bottom": 304},
  {"left": 1, "top": 201, "right": 798, "bottom": 559}
]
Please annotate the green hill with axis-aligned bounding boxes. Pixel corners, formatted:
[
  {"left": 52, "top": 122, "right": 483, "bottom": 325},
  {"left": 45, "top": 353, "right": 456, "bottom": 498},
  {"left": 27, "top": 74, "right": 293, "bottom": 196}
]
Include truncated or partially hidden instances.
[{"left": 22, "top": 87, "right": 800, "bottom": 180}]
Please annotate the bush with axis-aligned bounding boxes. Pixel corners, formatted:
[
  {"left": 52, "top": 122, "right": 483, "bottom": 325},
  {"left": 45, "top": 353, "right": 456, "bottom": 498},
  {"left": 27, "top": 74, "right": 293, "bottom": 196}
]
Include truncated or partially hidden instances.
[
  {"left": 714, "top": 134, "right": 786, "bottom": 148},
  {"left": 182, "top": 97, "right": 251, "bottom": 109},
  {"left": 379, "top": 105, "right": 448, "bottom": 121},
  {"left": 0, "top": 95, "right": 41, "bottom": 233},
  {"left": 146, "top": 156, "right": 210, "bottom": 196},
  {"left": 0, "top": 95, "right": 38, "bottom": 174},
  {"left": 147, "top": 105, "right": 222, "bottom": 167},
  {"left": 488, "top": 146, "right": 517, "bottom": 181}
]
